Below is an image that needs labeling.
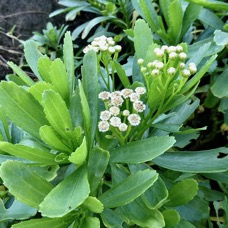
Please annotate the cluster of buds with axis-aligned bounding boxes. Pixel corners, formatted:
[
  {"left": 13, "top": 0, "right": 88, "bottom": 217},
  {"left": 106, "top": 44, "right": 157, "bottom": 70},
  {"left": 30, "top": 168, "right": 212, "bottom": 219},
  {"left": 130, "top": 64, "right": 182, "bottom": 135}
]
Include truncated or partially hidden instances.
[
  {"left": 138, "top": 45, "right": 197, "bottom": 78},
  {"left": 98, "top": 87, "right": 146, "bottom": 133},
  {"left": 83, "top": 35, "right": 122, "bottom": 54}
]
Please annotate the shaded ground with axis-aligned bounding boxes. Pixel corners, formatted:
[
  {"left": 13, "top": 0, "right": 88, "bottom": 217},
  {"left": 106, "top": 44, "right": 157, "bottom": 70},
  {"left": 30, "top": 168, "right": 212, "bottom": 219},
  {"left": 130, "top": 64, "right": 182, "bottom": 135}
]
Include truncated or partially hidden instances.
[{"left": 0, "top": 0, "right": 60, "bottom": 78}]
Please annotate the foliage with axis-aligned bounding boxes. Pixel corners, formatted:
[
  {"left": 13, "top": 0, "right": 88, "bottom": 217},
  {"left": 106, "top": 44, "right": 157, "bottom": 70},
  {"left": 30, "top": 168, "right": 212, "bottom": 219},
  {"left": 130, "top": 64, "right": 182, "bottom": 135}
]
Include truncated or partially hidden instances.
[{"left": 0, "top": 0, "right": 228, "bottom": 227}]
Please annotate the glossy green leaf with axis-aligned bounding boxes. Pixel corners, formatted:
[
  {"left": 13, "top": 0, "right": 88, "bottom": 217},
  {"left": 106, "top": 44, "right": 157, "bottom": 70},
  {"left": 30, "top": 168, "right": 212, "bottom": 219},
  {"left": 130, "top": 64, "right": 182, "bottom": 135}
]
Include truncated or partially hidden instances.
[
  {"left": 214, "top": 30, "right": 228, "bottom": 46},
  {"left": 153, "top": 147, "right": 228, "bottom": 173},
  {"left": 38, "top": 56, "right": 52, "bottom": 83},
  {"left": 134, "top": 19, "right": 153, "bottom": 59},
  {"left": 39, "top": 165, "right": 90, "bottom": 217},
  {"left": 24, "top": 40, "right": 43, "bottom": 80},
  {"left": 81, "top": 196, "right": 103, "bottom": 213},
  {"left": 69, "top": 136, "right": 87, "bottom": 166},
  {"left": 175, "top": 219, "right": 195, "bottom": 228},
  {"left": 63, "top": 31, "right": 74, "bottom": 95},
  {"left": 81, "top": 50, "right": 98, "bottom": 147},
  {"left": 99, "top": 169, "right": 158, "bottom": 208},
  {"left": 80, "top": 217, "right": 100, "bottom": 228},
  {"left": 101, "top": 209, "right": 124, "bottom": 228},
  {"left": 211, "top": 67, "right": 228, "bottom": 98},
  {"left": 142, "top": 177, "right": 168, "bottom": 209},
  {"left": 88, "top": 146, "right": 110, "bottom": 194},
  {"left": 49, "top": 58, "right": 70, "bottom": 104},
  {"left": 7, "top": 61, "right": 35, "bottom": 86},
  {"left": 39, "top": 125, "right": 72, "bottom": 153},
  {"left": 28, "top": 82, "right": 55, "bottom": 103},
  {"left": 168, "top": 0, "right": 183, "bottom": 44},
  {"left": 114, "top": 61, "right": 131, "bottom": 88},
  {"left": 31, "top": 165, "right": 59, "bottom": 181},
  {"left": 165, "top": 179, "right": 198, "bottom": 207},
  {"left": 11, "top": 213, "right": 75, "bottom": 228},
  {"left": 78, "top": 81, "right": 91, "bottom": 142},
  {"left": 42, "top": 90, "right": 73, "bottom": 140},
  {"left": 0, "top": 161, "right": 53, "bottom": 208},
  {"left": 6, "top": 74, "right": 26, "bottom": 86},
  {"left": 0, "top": 142, "right": 56, "bottom": 164},
  {"left": 162, "top": 209, "right": 180, "bottom": 227},
  {"left": 0, "top": 199, "right": 37, "bottom": 222},
  {"left": 110, "top": 136, "right": 175, "bottom": 163},
  {"left": 120, "top": 197, "right": 165, "bottom": 227},
  {"left": 0, "top": 81, "right": 48, "bottom": 138},
  {"left": 185, "top": 0, "right": 228, "bottom": 11}
]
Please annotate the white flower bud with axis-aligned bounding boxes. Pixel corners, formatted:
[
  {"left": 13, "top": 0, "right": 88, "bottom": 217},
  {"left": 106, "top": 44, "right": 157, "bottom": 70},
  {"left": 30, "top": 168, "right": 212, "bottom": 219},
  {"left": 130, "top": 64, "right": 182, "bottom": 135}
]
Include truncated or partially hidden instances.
[
  {"left": 179, "top": 62, "right": 185, "bottom": 69},
  {"left": 179, "top": 52, "right": 187, "bottom": 60},
  {"left": 182, "top": 69, "right": 191, "bottom": 77},
  {"left": 140, "top": 67, "right": 147, "bottom": 73},
  {"left": 118, "top": 123, "right": 128, "bottom": 132},
  {"left": 133, "top": 101, "right": 146, "bottom": 112},
  {"left": 161, "top": 45, "right": 168, "bottom": 52},
  {"left": 151, "top": 69, "right": 160, "bottom": 77},
  {"left": 109, "top": 106, "right": 120, "bottom": 116},
  {"left": 121, "top": 88, "right": 133, "bottom": 98},
  {"left": 155, "top": 62, "right": 164, "bottom": 70},
  {"left": 98, "top": 121, "right": 110, "bottom": 132},
  {"left": 114, "top": 45, "right": 122, "bottom": 52},
  {"left": 168, "top": 46, "right": 177, "bottom": 53},
  {"left": 123, "top": 110, "right": 130, "bottom": 116},
  {"left": 108, "top": 46, "right": 116, "bottom": 54},
  {"left": 169, "top": 52, "right": 177, "bottom": 60},
  {"left": 176, "top": 45, "right": 183, "bottom": 52},
  {"left": 135, "top": 87, "right": 146, "bottom": 95},
  {"left": 128, "top": 114, "right": 141, "bottom": 126},
  {"left": 167, "top": 67, "right": 176, "bottom": 75},
  {"left": 100, "top": 111, "right": 111, "bottom": 121},
  {"left": 110, "top": 116, "right": 121, "bottom": 127},
  {"left": 137, "top": 58, "right": 144, "bottom": 65},
  {"left": 154, "top": 48, "right": 164, "bottom": 57},
  {"left": 129, "top": 93, "right": 140, "bottom": 102},
  {"left": 98, "top": 91, "right": 111, "bottom": 100}
]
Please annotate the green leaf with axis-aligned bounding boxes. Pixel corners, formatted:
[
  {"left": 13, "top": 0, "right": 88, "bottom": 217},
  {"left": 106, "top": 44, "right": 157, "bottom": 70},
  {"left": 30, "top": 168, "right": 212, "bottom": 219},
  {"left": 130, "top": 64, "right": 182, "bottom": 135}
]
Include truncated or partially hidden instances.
[
  {"left": 80, "top": 217, "right": 100, "bottom": 228},
  {"left": 81, "top": 50, "right": 98, "bottom": 147},
  {"left": 31, "top": 165, "right": 59, "bottom": 181},
  {"left": 211, "top": 67, "right": 228, "bottom": 98},
  {"left": 181, "top": 54, "right": 217, "bottom": 94},
  {"left": 153, "top": 147, "right": 228, "bottom": 173},
  {"left": 185, "top": 0, "right": 228, "bottom": 11},
  {"left": 0, "top": 161, "right": 53, "bottom": 208},
  {"left": 11, "top": 213, "right": 75, "bottom": 228},
  {"left": 0, "top": 199, "right": 37, "bottom": 222},
  {"left": 165, "top": 179, "right": 198, "bottom": 207},
  {"left": 88, "top": 146, "right": 110, "bottom": 194},
  {"left": 24, "top": 40, "right": 43, "bottom": 80},
  {"left": 28, "top": 82, "right": 55, "bottom": 103},
  {"left": 101, "top": 209, "right": 124, "bottom": 228},
  {"left": 110, "top": 136, "right": 175, "bottom": 163},
  {"left": 68, "top": 136, "right": 87, "bottom": 166},
  {"left": 114, "top": 61, "right": 131, "bottom": 88},
  {"left": 49, "top": 58, "right": 70, "bottom": 104},
  {"left": 6, "top": 74, "right": 26, "bottom": 86},
  {"left": 99, "top": 169, "right": 158, "bottom": 208},
  {"left": 120, "top": 197, "right": 165, "bottom": 227},
  {"left": 63, "top": 32, "right": 75, "bottom": 95},
  {"left": 81, "top": 196, "right": 104, "bottom": 213},
  {"left": 134, "top": 19, "right": 153, "bottom": 59},
  {"left": 0, "top": 81, "right": 48, "bottom": 138},
  {"left": 0, "top": 142, "right": 57, "bottom": 164},
  {"left": 162, "top": 209, "right": 180, "bottom": 227},
  {"left": 142, "top": 177, "right": 168, "bottom": 209},
  {"left": 39, "top": 165, "right": 90, "bottom": 217},
  {"left": 181, "top": 2, "right": 202, "bottom": 38},
  {"left": 168, "top": 0, "right": 183, "bottom": 44},
  {"left": 38, "top": 56, "right": 52, "bottom": 83},
  {"left": 78, "top": 81, "right": 91, "bottom": 143},
  {"left": 214, "top": 30, "right": 228, "bottom": 46},
  {"left": 39, "top": 125, "right": 72, "bottom": 153},
  {"left": 42, "top": 90, "right": 73, "bottom": 140},
  {"left": 7, "top": 61, "right": 35, "bottom": 86}
]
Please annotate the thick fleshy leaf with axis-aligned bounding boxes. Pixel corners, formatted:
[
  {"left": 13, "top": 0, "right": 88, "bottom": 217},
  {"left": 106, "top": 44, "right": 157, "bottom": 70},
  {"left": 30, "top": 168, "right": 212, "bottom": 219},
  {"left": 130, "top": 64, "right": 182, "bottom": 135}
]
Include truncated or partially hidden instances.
[
  {"left": 134, "top": 19, "right": 153, "bottom": 59},
  {"left": 99, "top": 169, "right": 158, "bottom": 208},
  {"left": 0, "top": 161, "right": 53, "bottom": 208},
  {"left": 162, "top": 209, "right": 180, "bottom": 227},
  {"left": 42, "top": 90, "right": 73, "bottom": 140},
  {"left": 63, "top": 32, "right": 74, "bottom": 95},
  {"left": 24, "top": 40, "right": 43, "bottom": 80},
  {"left": 38, "top": 56, "right": 52, "bottom": 83},
  {"left": 120, "top": 197, "right": 165, "bottom": 227},
  {"left": 165, "top": 179, "right": 198, "bottom": 207},
  {"left": 101, "top": 209, "right": 124, "bottom": 228},
  {"left": 80, "top": 217, "right": 100, "bottom": 228},
  {"left": 211, "top": 67, "right": 228, "bottom": 98},
  {"left": 153, "top": 147, "right": 228, "bottom": 173},
  {"left": 7, "top": 61, "right": 35, "bottom": 86},
  {"left": 49, "top": 58, "right": 70, "bottom": 104},
  {"left": 110, "top": 136, "right": 175, "bottom": 163},
  {"left": 39, "top": 165, "right": 90, "bottom": 217},
  {"left": 88, "top": 146, "right": 110, "bottom": 194},
  {"left": 214, "top": 30, "right": 228, "bottom": 46},
  {"left": 81, "top": 50, "right": 98, "bottom": 147},
  {"left": 39, "top": 125, "right": 72, "bottom": 153},
  {"left": 68, "top": 136, "right": 87, "bottom": 166},
  {"left": 0, "top": 81, "right": 48, "bottom": 138},
  {"left": 0, "top": 142, "right": 56, "bottom": 164},
  {"left": 28, "top": 82, "right": 55, "bottom": 103},
  {"left": 11, "top": 213, "right": 75, "bottom": 228},
  {"left": 31, "top": 165, "right": 59, "bottom": 181},
  {"left": 81, "top": 196, "right": 103, "bottom": 213},
  {"left": 0, "top": 199, "right": 37, "bottom": 222}
]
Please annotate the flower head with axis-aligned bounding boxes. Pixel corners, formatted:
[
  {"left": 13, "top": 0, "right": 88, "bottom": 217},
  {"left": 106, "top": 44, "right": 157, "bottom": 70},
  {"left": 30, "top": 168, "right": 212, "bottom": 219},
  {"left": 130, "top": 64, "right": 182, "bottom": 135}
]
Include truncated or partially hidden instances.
[
  {"left": 128, "top": 114, "right": 141, "bottom": 126},
  {"left": 110, "top": 117, "right": 121, "bottom": 127},
  {"left": 98, "top": 121, "right": 110, "bottom": 132}
]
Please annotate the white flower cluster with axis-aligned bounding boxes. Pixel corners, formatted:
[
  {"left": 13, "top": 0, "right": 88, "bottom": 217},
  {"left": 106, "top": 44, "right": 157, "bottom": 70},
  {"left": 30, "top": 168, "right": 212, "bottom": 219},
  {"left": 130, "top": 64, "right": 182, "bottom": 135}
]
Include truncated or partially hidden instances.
[
  {"left": 137, "top": 45, "right": 197, "bottom": 78},
  {"left": 83, "top": 35, "right": 122, "bottom": 54},
  {"left": 98, "top": 87, "right": 146, "bottom": 132}
]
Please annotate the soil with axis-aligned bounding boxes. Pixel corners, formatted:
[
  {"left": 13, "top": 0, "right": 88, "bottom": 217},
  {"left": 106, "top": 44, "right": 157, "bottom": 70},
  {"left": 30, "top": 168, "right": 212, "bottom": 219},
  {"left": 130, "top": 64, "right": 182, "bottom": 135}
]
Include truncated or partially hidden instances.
[{"left": 0, "top": 0, "right": 62, "bottom": 78}]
